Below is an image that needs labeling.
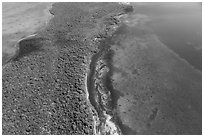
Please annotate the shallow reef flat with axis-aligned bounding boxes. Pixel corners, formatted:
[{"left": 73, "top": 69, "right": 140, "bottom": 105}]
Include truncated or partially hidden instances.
[{"left": 111, "top": 22, "right": 202, "bottom": 134}]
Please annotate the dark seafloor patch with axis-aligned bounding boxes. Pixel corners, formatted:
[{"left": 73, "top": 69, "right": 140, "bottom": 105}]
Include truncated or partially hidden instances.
[{"left": 11, "top": 37, "right": 45, "bottom": 62}]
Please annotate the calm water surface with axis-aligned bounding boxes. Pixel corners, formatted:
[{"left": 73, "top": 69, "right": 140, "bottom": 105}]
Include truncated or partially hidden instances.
[{"left": 132, "top": 3, "right": 202, "bottom": 71}]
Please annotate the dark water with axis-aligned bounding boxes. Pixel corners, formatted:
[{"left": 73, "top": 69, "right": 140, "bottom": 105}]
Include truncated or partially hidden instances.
[{"left": 132, "top": 3, "right": 202, "bottom": 71}]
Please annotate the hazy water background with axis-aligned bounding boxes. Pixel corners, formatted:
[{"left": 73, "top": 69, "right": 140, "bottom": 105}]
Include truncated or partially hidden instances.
[{"left": 132, "top": 3, "right": 202, "bottom": 71}]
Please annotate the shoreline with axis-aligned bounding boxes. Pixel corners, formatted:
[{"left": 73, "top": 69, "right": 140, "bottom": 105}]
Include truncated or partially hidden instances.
[{"left": 2, "top": 2, "right": 54, "bottom": 66}]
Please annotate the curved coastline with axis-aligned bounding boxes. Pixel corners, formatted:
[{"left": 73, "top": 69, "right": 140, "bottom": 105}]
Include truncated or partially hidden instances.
[{"left": 2, "top": 2, "right": 54, "bottom": 66}]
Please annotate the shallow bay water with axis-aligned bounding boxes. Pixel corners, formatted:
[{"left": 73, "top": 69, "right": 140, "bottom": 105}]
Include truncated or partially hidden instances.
[
  {"left": 132, "top": 3, "right": 202, "bottom": 71},
  {"left": 109, "top": 3, "right": 202, "bottom": 134},
  {"left": 2, "top": 2, "right": 53, "bottom": 65}
]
